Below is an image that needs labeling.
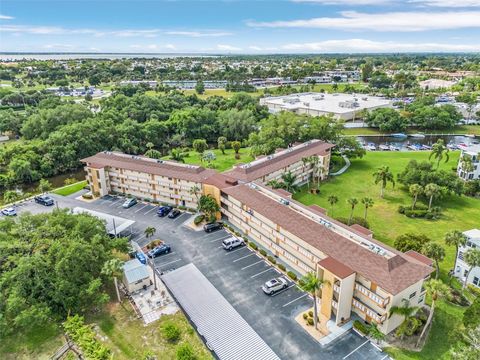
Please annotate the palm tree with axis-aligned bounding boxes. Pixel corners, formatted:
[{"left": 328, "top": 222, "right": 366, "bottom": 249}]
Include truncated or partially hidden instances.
[
  {"left": 302, "top": 157, "right": 311, "bottom": 188},
  {"left": 300, "top": 272, "right": 329, "bottom": 330},
  {"left": 368, "top": 322, "right": 385, "bottom": 345},
  {"left": 101, "top": 258, "right": 124, "bottom": 303},
  {"left": 266, "top": 179, "right": 282, "bottom": 189},
  {"left": 461, "top": 156, "right": 475, "bottom": 174},
  {"left": 372, "top": 166, "right": 395, "bottom": 198},
  {"left": 444, "top": 230, "right": 467, "bottom": 273},
  {"left": 170, "top": 148, "right": 187, "bottom": 163},
  {"left": 429, "top": 139, "right": 449, "bottom": 169},
  {"left": 281, "top": 172, "right": 298, "bottom": 194},
  {"left": 409, "top": 184, "right": 423, "bottom": 210},
  {"left": 424, "top": 183, "right": 442, "bottom": 211},
  {"left": 361, "top": 197, "right": 374, "bottom": 220},
  {"left": 389, "top": 299, "right": 419, "bottom": 339},
  {"left": 347, "top": 197, "right": 358, "bottom": 225},
  {"left": 417, "top": 279, "right": 450, "bottom": 346},
  {"left": 189, "top": 185, "right": 201, "bottom": 206},
  {"left": 422, "top": 243, "right": 445, "bottom": 279},
  {"left": 327, "top": 195, "right": 338, "bottom": 216},
  {"left": 463, "top": 249, "right": 480, "bottom": 289},
  {"left": 308, "top": 155, "right": 322, "bottom": 190},
  {"left": 144, "top": 226, "right": 156, "bottom": 238}
]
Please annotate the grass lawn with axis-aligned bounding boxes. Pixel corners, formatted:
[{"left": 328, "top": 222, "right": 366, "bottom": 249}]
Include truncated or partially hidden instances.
[
  {"left": 163, "top": 148, "right": 254, "bottom": 172},
  {"left": 342, "top": 125, "right": 480, "bottom": 136},
  {"left": 53, "top": 180, "right": 87, "bottom": 196}
]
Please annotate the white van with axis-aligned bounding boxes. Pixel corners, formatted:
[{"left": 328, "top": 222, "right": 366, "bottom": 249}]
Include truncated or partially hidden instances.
[{"left": 222, "top": 236, "right": 245, "bottom": 251}]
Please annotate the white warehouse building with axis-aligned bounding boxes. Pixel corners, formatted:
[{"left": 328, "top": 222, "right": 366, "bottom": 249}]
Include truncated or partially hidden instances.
[{"left": 260, "top": 92, "right": 393, "bottom": 121}]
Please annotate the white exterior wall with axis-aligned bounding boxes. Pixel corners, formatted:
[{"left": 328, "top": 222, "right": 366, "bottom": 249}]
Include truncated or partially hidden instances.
[
  {"left": 455, "top": 230, "right": 480, "bottom": 287},
  {"left": 457, "top": 149, "right": 480, "bottom": 181}
]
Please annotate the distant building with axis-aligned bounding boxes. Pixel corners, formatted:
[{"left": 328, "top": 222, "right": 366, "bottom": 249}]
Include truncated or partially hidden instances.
[
  {"left": 119, "top": 80, "right": 158, "bottom": 87},
  {"left": 419, "top": 79, "right": 456, "bottom": 90},
  {"left": 260, "top": 92, "right": 392, "bottom": 121},
  {"left": 162, "top": 80, "right": 227, "bottom": 90},
  {"left": 454, "top": 229, "right": 480, "bottom": 288},
  {"left": 457, "top": 144, "right": 480, "bottom": 181}
]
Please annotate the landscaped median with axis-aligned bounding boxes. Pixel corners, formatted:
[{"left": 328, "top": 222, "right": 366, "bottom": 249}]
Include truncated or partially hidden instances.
[{"left": 53, "top": 180, "right": 88, "bottom": 196}]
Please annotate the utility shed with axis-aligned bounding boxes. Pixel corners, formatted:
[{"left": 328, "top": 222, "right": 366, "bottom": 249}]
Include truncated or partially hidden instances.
[
  {"left": 123, "top": 259, "right": 150, "bottom": 293},
  {"left": 161, "top": 263, "right": 280, "bottom": 360}
]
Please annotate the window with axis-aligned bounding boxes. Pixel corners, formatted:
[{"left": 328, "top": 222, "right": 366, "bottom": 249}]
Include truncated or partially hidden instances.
[
  {"left": 418, "top": 296, "right": 424, "bottom": 304},
  {"left": 464, "top": 269, "right": 469, "bottom": 277},
  {"left": 409, "top": 291, "right": 416, "bottom": 299},
  {"left": 473, "top": 277, "right": 479, "bottom": 286}
]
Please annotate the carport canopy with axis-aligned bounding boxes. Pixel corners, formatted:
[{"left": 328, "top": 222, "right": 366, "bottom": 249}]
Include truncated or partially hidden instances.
[
  {"left": 162, "top": 263, "right": 280, "bottom": 360},
  {"left": 72, "top": 207, "right": 135, "bottom": 237}
]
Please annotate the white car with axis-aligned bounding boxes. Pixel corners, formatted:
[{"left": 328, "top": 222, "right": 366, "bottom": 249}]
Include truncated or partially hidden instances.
[
  {"left": 222, "top": 236, "right": 244, "bottom": 251},
  {"left": 262, "top": 277, "right": 288, "bottom": 295},
  {"left": 1, "top": 207, "right": 17, "bottom": 216}
]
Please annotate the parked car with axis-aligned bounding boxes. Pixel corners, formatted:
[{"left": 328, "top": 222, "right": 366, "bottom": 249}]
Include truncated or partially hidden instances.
[
  {"left": 203, "top": 222, "right": 223, "bottom": 233},
  {"left": 34, "top": 195, "right": 55, "bottom": 206},
  {"left": 222, "top": 236, "right": 244, "bottom": 251},
  {"left": 262, "top": 277, "right": 288, "bottom": 295},
  {"left": 122, "top": 197, "right": 137, "bottom": 208},
  {"left": 147, "top": 244, "right": 172, "bottom": 258},
  {"left": 136, "top": 252, "right": 147, "bottom": 265},
  {"left": 1, "top": 207, "right": 17, "bottom": 216},
  {"left": 157, "top": 205, "right": 173, "bottom": 217},
  {"left": 168, "top": 209, "right": 181, "bottom": 219}
]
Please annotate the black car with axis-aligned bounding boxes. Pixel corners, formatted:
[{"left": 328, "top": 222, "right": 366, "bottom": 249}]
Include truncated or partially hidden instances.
[
  {"left": 34, "top": 195, "right": 55, "bottom": 206},
  {"left": 203, "top": 222, "right": 223, "bottom": 233},
  {"left": 168, "top": 209, "right": 181, "bottom": 219},
  {"left": 157, "top": 206, "right": 173, "bottom": 217},
  {"left": 147, "top": 244, "right": 171, "bottom": 258}
]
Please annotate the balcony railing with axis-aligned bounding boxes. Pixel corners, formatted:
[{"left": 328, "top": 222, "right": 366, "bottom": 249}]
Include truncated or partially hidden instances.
[
  {"left": 352, "top": 298, "right": 387, "bottom": 324},
  {"left": 333, "top": 284, "right": 341, "bottom": 294},
  {"left": 332, "top": 300, "right": 338, "bottom": 310},
  {"left": 355, "top": 282, "right": 390, "bottom": 308}
]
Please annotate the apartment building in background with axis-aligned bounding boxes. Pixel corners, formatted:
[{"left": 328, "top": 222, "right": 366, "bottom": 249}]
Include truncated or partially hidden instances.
[
  {"left": 457, "top": 144, "right": 480, "bottom": 181},
  {"left": 82, "top": 139, "right": 433, "bottom": 335},
  {"left": 454, "top": 229, "right": 480, "bottom": 287}
]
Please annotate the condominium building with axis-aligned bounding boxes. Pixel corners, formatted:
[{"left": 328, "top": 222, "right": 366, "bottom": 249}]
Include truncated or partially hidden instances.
[
  {"left": 81, "top": 139, "right": 433, "bottom": 335},
  {"left": 454, "top": 229, "right": 480, "bottom": 287},
  {"left": 457, "top": 144, "right": 480, "bottom": 181}
]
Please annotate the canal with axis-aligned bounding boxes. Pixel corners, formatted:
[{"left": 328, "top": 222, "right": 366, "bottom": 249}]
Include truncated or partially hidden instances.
[{"left": 356, "top": 134, "right": 479, "bottom": 151}]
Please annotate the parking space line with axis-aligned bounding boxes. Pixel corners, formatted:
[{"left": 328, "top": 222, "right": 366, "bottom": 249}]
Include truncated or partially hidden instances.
[
  {"left": 250, "top": 267, "right": 275, "bottom": 278},
  {"left": 380, "top": 356, "right": 390, "bottom": 360},
  {"left": 156, "top": 259, "right": 182, "bottom": 268},
  {"left": 241, "top": 260, "right": 264, "bottom": 270},
  {"left": 232, "top": 253, "right": 255, "bottom": 262},
  {"left": 135, "top": 204, "right": 149, "bottom": 213},
  {"left": 342, "top": 340, "right": 370, "bottom": 359},
  {"left": 281, "top": 293, "right": 309, "bottom": 308},
  {"left": 144, "top": 206, "right": 157, "bottom": 215},
  {"left": 209, "top": 235, "right": 230, "bottom": 243},
  {"left": 225, "top": 246, "right": 249, "bottom": 255},
  {"left": 174, "top": 213, "right": 188, "bottom": 223},
  {"left": 154, "top": 252, "right": 176, "bottom": 258},
  {"left": 135, "top": 234, "right": 146, "bottom": 242},
  {"left": 109, "top": 199, "right": 123, "bottom": 207}
]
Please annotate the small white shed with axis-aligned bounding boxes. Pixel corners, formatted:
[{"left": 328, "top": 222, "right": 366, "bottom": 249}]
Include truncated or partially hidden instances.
[{"left": 122, "top": 259, "right": 151, "bottom": 293}]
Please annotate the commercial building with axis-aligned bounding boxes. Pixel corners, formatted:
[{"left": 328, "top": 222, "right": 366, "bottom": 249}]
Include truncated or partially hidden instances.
[
  {"left": 260, "top": 93, "right": 392, "bottom": 121},
  {"left": 82, "top": 139, "right": 433, "bottom": 335},
  {"left": 162, "top": 80, "right": 228, "bottom": 90},
  {"left": 454, "top": 229, "right": 480, "bottom": 288},
  {"left": 457, "top": 144, "right": 480, "bottom": 181}
]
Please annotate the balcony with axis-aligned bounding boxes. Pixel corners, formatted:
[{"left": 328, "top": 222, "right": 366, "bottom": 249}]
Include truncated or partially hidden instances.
[
  {"left": 333, "top": 284, "right": 341, "bottom": 294},
  {"left": 355, "top": 282, "right": 390, "bottom": 308},
  {"left": 332, "top": 300, "right": 338, "bottom": 310},
  {"left": 352, "top": 298, "right": 387, "bottom": 324}
]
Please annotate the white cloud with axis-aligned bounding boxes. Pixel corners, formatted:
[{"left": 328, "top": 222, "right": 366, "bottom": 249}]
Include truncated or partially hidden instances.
[
  {"left": 410, "top": 0, "right": 480, "bottom": 7},
  {"left": 280, "top": 38, "right": 480, "bottom": 52},
  {"left": 247, "top": 10, "right": 480, "bottom": 31},
  {"left": 0, "top": 14, "right": 14, "bottom": 20},
  {"left": 43, "top": 43, "right": 74, "bottom": 50},
  {"left": 216, "top": 44, "right": 242, "bottom": 51},
  {"left": 292, "top": 0, "right": 389, "bottom": 4},
  {"left": 165, "top": 44, "right": 176, "bottom": 50},
  {"left": 165, "top": 31, "right": 232, "bottom": 37}
]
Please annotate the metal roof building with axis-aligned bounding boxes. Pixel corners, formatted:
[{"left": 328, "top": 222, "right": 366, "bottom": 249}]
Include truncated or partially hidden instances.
[
  {"left": 72, "top": 207, "right": 135, "bottom": 237},
  {"left": 162, "top": 263, "right": 280, "bottom": 360}
]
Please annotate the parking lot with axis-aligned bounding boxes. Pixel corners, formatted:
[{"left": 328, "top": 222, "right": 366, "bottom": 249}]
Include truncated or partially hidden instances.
[{"left": 5, "top": 192, "right": 389, "bottom": 360}]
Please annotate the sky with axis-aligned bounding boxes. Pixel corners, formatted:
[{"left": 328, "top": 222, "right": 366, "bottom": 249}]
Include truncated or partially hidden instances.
[{"left": 0, "top": 0, "right": 480, "bottom": 54}]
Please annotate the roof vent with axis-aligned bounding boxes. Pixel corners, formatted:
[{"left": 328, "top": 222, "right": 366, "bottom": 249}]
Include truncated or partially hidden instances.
[{"left": 279, "top": 198, "right": 290, "bottom": 205}]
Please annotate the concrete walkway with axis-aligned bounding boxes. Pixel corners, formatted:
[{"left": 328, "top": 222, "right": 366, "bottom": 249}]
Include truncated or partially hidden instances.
[{"left": 330, "top": 155, "right": 350, "bottom": 176}]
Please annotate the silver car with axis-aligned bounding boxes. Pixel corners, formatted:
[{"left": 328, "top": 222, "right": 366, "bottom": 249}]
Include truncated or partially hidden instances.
[
  {"left": 222, "top": 236, "right": 244, "bottom": 251},
  {"left": 262, "top": 277, "right": 288, "bottom": 295}
]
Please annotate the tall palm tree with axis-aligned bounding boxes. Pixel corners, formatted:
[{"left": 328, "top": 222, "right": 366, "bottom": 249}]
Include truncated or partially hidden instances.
[
  {"left": 409, "top": 184, "right": 423, "bottom": 210},
  {"left": 101, "top": 258, "right": 124, "bottom": 303},
  {"left": 429, "top": 139, "right": 449, "bottom": 169},
  {"left": 281, "top": 172, "right": 298, "bottom": 194},
  {"left": 189, "top": 185, "right": 201, "bottom": 207},
  {"left": 300, "top": 272, "right": 329, "bottom": 330},
  {"left": 444, "top": 230, "right": 467, "bottom": 273},
  {"left": 372, "top": 166, "right": 395, "bottom": 198},
  {"left": 461, "top": 156, "right": 475, "bottom": 174},
  {"left": 389, "top": 299, "right": 419, "bottom": 339},
  {"left": 424, "top": 183, "right": 442, "bottom": 211},
  {"left": 308, "top": 155, "right": 322, "bottom": 189},
  {"left": 144, "top": 226, "right": 156, "bottom": 238},
  {"left": 463, "top": 249, "right": 480, "bottom": 289},
  {"left": 302, "top": 157, "right": 311, "bottom": 189},
  {"left": 422, "top": 243, "right": 445, "bottom": 279},
  {"left": 361, "top": 197, "right": 374, "bottom": 220},
  {"left": 417, "top": 279, "right": 450, "bottom": 346},
  {"left": 368, "top": 322, "right": 385, "bottom": 345},
  {"left": 347, "top": 197, "right": 358, "bottom": 225},
  {"left": 327, "top": 195, "right": 338, "bottom": 216}
]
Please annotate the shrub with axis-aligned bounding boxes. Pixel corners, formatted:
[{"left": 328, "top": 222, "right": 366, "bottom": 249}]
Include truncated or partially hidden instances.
[
  {"left": 467, "top": 284, "right": 480, "bottom": 297},
  {"left": 234, "top": 231, "right": 241, "bottom": 237},
  {"left": 267, "top": 256, "right": 276, "bottom": 264},
  {"left": 242, "top": 236, "right": 249, "bottom": 243},
  {"left": 161, "top": 322, "right": 181, "bottom": 343},
  {"left": 308, "top": 310, "right": 313, "bottom": 317},
  {"left": 353, "top": 320, "right": 369, "bottom": 335},
  {"left": 278, "top": 264, "right": 286, "bottom": 272},
  {"left": 248, "top": 242, "right": 258, "bottom": 250},
  {"left": 259, "top": 249, "right": 267, "bottom": 256},
  {"left": 178, "top": 205, "right": 187, "bottom": 211},
  {"left": 287, "top": 271, "right": 297, "bottom": 281},
  {"left": 336, "top": 216, "right": 369, "bottom": 229},
  {"left": 82, "top": 192, "right": 93, "bottom": 199},
  {"left": 176, "top": 343, "right": 196, "bottom": 360},
  {"left": 303, "top": 313, "right": 308, "bottom": 320},
  {"left": 193, "top": 214, "right": 205, "bottom": 225},
  {"left": 307, "top": 318, "right": 314, "bottom": 326}
]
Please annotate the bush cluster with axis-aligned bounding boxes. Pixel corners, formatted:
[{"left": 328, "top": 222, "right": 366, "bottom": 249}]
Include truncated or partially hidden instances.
[
  {"left": 193, "top": 214, "right": 205, "bottom": 225},
  {"left": 161, "top": 321, "right": 182, "bottom": 343},
  {"left": 353, "top": 320, "right": 369, "bottom": 335},
  {"left": 277, "top": 264, "right": 286, "bottom": 272},
  {"left": 267, "top": 256, "right": 276, "bottom": 264},
  {"left": 398, "top": 205, "right": 442, "bottom": 219},
  {"left": 287, "top": 271, "right": 297, "bottom": 281},
  {"left": 248, "top": 242, "right": 258, "bottom": 250},
  {"left": 259, "top": 249, "right": 267, "bottom": 256}
]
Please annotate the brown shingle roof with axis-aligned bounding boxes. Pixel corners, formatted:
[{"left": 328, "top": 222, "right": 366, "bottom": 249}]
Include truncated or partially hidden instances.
[
  {"left": 405, "top": 250, "right": 434, "bottom": 267},
  {"left": 350, "top": 224, "right": 373, "bottom": 237},
  {"left": 222, "top": 184, "right": 433, "bottom": 295},
  {"left": 81, "top": 152, "right": 217, "bottom": 183},
  {"left": 223, "top": 140, "right": 334, "bottom": 182},
  {"left": 318, "top": 257, "right": 355, "bottom": 279}
]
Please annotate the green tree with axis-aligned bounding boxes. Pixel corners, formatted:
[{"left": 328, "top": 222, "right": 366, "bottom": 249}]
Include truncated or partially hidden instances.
[
  {"left": 327, "top": 195, "right": 338, "bottom": 216},
  {"left": 463, "top": 249, "right": 480, "bottom": 289},
  {"left": 189, "top": 185, "right": 201, "bottom": 206},
  {"left": 394, "top": 233, "right": 431, "bottom": 253},
  {"left": 37, "top": 178, "right": 52, "bottom": 194},
  {"left": 347, "top": 197, "right": 358, "bottom": 225},
  {"left": 373, "top": 165, "right": 395, "bottom": 198},
  {"left": 170, "top": 148, "right": 187, "bottom": 163},
  {"left": 389, "top": 299, "right": 419, "bottom": 339},
  {"left": 280, "top": 172, "right": 298, "bottom": 194},
  {"left": 368, "top": 322, "right": 385, "bottom": 344},
  {"left": 144, "top": 226, "right": 156, "bottom": 238},
  {"left": 231, "top": 141, "right": 241, "bottom": 159},
  {"left": 145, "top": 149, "right": 162, "bottom": 159},
  {"left": 217, "top": 136, "right": 227, "bottom": 155},
  {"left": 3, "top": 190, "right": 18, "bottom": 204},
  {"left": 429, "top": 139, "right": 450, "bottom": 169},
  {"left": 195, "top": 80, "right": 205, "bottom": 95},
  {"left": 463, "top": 296, "right": 480, "bottom": 330},
  {"left": 361, "top": 197, "right": 374, "bottom": 220},
  {"left": 198, "top": 194, "right": 220, "bottom": 222},
  {"left": 101, "top": 258, "right": 123, "bottom": 303},
  {"left": 300, "top": 272, "right": 329, "bottom": 330},
  {"left": 409, "top": 184, "right": 423, "bottom": 210},
  {"left": 422, "top": 243, "right": 445, "bottom": 279},
  {"left": 445, "top": 230, "right": 467, "bottom": 273},
  {"left": 192, "top": 139, "right": 208, "bottom": 154},
  {"left": 176, "top": 343, "right": 196, "bottom": 360},
  {"left": 424, "top": 183, "right": 443, "bottom": 210}
]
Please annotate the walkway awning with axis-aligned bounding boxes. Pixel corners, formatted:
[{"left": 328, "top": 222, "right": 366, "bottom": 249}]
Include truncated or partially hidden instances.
[{"left": 72, "top": 207, "right": 135, "bottom": 237}]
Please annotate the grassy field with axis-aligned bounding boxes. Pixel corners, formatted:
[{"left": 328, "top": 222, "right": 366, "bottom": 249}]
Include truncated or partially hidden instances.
[
  {"left": 343, "top": 125, "right": 480, "bottom": 136},
  {"left": 52, "top": 180, "right": 87, "bottom": 196},
  {"left": 164, "top": 148, "right": 254, "bottom": 172}
]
